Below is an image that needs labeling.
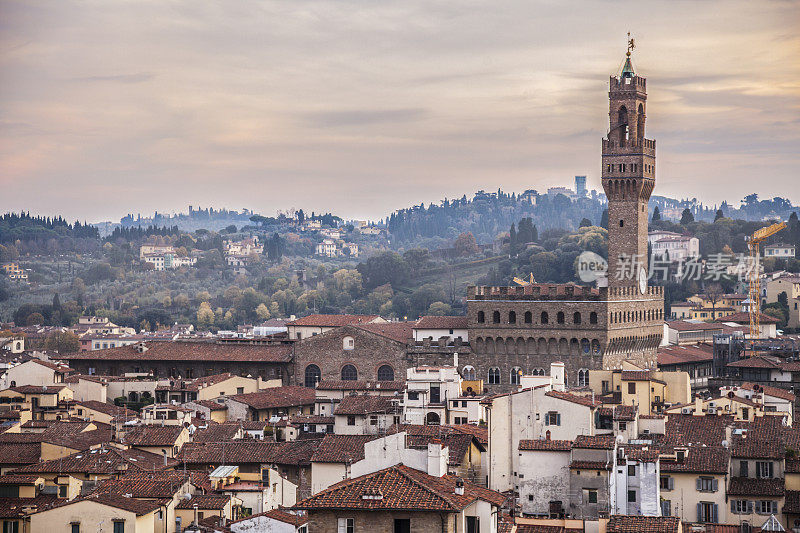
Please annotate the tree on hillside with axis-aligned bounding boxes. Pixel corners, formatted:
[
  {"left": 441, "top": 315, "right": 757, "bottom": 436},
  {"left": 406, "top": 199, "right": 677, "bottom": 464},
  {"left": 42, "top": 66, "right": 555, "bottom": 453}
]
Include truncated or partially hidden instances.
[
  {"left": 44, "top": 331, "right": 80, "bottom": 354},
  {"left": 579, "top": 218, "right": 592, "bottom": 228},
  {"left": 704, "top": 283, "right": 724, "bottom": 320},
  {"left": 715, "top": 209, "right": 725, "bottom": 222},
  {"left": 680, "top": 209, "right": 695, "bottom": 225},
  {"left": 651, "top": 206, "right": 661, "bottom": 222},
  {"left": 453, "top": 232, "right": 479, "bottom": 256}
]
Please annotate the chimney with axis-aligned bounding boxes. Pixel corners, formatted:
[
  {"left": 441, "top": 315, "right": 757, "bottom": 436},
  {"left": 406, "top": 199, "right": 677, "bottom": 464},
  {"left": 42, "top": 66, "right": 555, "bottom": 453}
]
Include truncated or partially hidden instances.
[
  {"left": 694, "top": 395, "right": 703, "bottom": 415},
  {"left": 454, "top": 478, "right": 464, "bottom": 496},
  {"left": 550, "top": 362, "right": 565, "bottom": 392},
  {"left": 453, "top": 352, "right": 458, "bottom": 369},
  {"left": 427, "top": 440, "right": 448, "bottom": 477}
]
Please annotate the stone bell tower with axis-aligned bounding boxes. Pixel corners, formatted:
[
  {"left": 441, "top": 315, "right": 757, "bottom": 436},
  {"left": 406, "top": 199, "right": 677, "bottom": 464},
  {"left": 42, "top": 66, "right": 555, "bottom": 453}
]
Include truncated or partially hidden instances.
[{"left": 601, "top": 37, "right": 655, "bottom": 291}]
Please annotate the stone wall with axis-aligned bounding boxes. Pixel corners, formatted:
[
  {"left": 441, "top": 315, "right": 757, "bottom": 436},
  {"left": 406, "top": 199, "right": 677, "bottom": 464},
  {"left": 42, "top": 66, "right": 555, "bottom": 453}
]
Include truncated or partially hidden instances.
[{"left": 308, "top": 510, "right": 455, "bottom": 533}]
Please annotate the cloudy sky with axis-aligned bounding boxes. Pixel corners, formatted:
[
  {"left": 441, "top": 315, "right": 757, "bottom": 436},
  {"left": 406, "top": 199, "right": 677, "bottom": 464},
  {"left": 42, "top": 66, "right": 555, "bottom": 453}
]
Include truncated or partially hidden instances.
[{"left": 1, "top": 0, "right": 798, "bottom": 223}]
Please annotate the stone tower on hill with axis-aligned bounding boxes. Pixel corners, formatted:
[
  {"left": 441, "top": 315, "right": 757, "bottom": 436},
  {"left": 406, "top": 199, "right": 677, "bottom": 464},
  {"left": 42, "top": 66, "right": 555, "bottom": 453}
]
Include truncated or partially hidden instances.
[{"left": 464, "top": 43, "right": 665, "bottom": 392}]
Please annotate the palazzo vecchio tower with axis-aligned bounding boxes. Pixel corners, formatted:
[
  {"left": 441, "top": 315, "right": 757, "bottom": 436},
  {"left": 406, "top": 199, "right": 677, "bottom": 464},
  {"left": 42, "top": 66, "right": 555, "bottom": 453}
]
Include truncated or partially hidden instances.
[{"left": 464, "top": 42, "right": 665, "bottom": 392}]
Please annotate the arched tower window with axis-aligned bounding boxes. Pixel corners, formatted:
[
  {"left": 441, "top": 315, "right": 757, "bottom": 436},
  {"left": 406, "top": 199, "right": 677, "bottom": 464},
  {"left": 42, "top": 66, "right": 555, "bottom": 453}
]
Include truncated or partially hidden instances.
[
  {"left": 578, "top": 369, "right": 589, "bottom": 387},
  {"left": 341, "top": 364, "right": 358, "bottom": 381},
  {"left": 462, "top": 366, "right": 476, "bottom": 380},
  {"left": 377, "top": 365, "right": 394, "bottom": 381},
  {"left": 590, "top": 312, "right": 598, "bottom": 324},
  {"left": 304, "top": 365, "right": 321, "bottom": 388},
  {"left": 477, "top": 311, "right": 485, "bottom": 323},
  {"left": 508, "top": 311, "right": 516, "bottom": 324},
  {"left": 573, "top": 312, "right": 581, "bottom": 325},
  {"left": 541, "top": 312, "right": 549, "bottom": 324},
  {"left": 557, "top": 312, "right": 565, "bottom": 324},
  {"left": 618, "top": 105, "right": 628, "bottom": 144},
  {"left": 492, "top": 311, "right": 500, "bottom": 324},
  {"left": 488, "top": 367, "right": 501, "bottom": 385},
  {"left": 524, "top": 311, "right": 532, "bottom": 324},
  {"left": 510, "top": 367, "right": 522, "bottom": 385},
  {"left": 637, "top": 103, "right": 645, "bottom": 140}
]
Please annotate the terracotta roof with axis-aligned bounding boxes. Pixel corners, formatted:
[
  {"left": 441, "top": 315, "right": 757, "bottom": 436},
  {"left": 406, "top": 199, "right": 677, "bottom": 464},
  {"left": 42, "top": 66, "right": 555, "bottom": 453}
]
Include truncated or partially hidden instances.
[
  {"left": 124, "top": 425, "right": 185, "bottom": 447},
  {"left": 334, "top": 395, "right": 400, "bottom": 416},
  {"left": 353, "top": 322, "right": 414, "bottom": 343},
  {"left": 176, "top": 494, "right": 230, "bottom": 510},
  {"left": 657, "top": 344, "right": 714, "bottom": 366},
  {"left": 569, "top": 460, "right": 611, "bottom": 470},
  {"left": 717, "top": 312, "right": 780, "bottom": 325},
  {"left": 659, "top": 446, "right": 729, "bottom": 474},
  {"left": 230, "top": 386, "right": 315, "bottom": 410},
  {"left": 14, "top": 446, "right": 175, "bottom": 474},
  {"left": 727, "top": 356, "right": 782, "bottom": 369},
  {"left": 740, "top": 382, "right": 796, "bottom": 402},
  {"left": 311, "top": 434, "right": 377, "bottom": 464},
  {"left": 67, "top": 492, "right": 168, "bottom": 515},
  {"left": 0, "top": 494, "right": 59, "bottom": 518},
  {"left": 232, "top": 509, "right": 307, "bottom": 527},
  {"left": 606, "top": 515, "right": 681, "bottom": 533},
  {"left": 403, "top": 432, "right": 484, "bottom": 466},
  {"left": 294, "top": 464, "right": 506, "bottom": 511},
  {"left": 449, "top": 424, "right": 488, "bottom": 445},
  {"left": 96, "top": 471, "right": 195, "bottom": 498},
  {"left": 784, "top": 490, "right": 800, "bottom": 514},
  {"left": 0, "top": 475, "right": 41, "bottom": 485},
  {"left": 573, "top": 435, "right": 616, "bottom": 449},
  {"left": 10, "top": 385, "right": 67, "bottom": 394},
  {"left": 519, "top": 439, "right": 572, "bottom": 451},
  {"left": 545, "top": 390, "right": 600, "bottom": 408},
  {"left": 315, "top": 380, "right": 404, "bottom": 391},
  {"left": 287, "top": 314, "right": 379, "bottom": 327},
  {"left": 77, "top": 400, "right": 138, "bottom": 419},
  {"left": 728, "top": 476, "right": 785, "bottom": 496},
  {"left": 194, "top": 399, "right": 228, "bottom": 411},
  {"left": 59, "top": 341, "right": 292, "bottom": 363},
  {"left": 192, "top": 423, "right": 242, "bottom": 443},
  {"left": 414, "top": 316, "right": 469, "bottom": 330},
  {"left": 0, "top": 443, "right": 41, "bottom": 465},
  {"left": 614, "top": 405, "right": 638, "bottom": 421},
  {"left": 30, "top": 359, "right": 72, "bottom": 372},
  {"left": 178, "top": 440, "right": 320, "bottom": 467}
]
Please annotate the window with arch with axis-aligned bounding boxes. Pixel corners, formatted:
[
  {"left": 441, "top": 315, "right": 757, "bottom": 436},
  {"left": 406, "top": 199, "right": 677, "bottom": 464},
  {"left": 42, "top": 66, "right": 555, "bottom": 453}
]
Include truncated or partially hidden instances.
[
  {"left": 477, "top": 311, "right": 485, "bottom": 323},
  {"left": 462, "top": 365, "right": 476, "bottom": 380},
  {"left": 341, "top": 364, "right": 358, "bottom": 381},
  {"left": 557, "top": 312, "right": 565, "bottom": 324},
  {"left": 573, "top": 312, "right": 581, "bottom": 325},
  {"left": 488, "top": 367, "right": 501, "bottom": 385},
  {"left": 377, "top": 365, "right": 394, "bottom": 381},
  {"left": 578, "top": 369, "right": 589, "bottom": 387},
  {"left": 508, "top": 311, "right": 517, "bottom": 324},
  {"left": 581, "top": 338, "right": 590, "bottom": 354},
  {"left": 524, "top": 311, "right": 532, "bottom": 324},
  {"left": 541, "top": 311, "right": 549, "bottom": 324},
  {"left": 425, "top": 412, "right": 440, "bottom": 426},
  {"left": 510, "top": 367, "right": 522, "bottom": 385},
  {"left": 590, "top": 312, "right": 598, "bottom": 325},
  {"left": 343, "top": 336, "right": 354, "bottom": 350},
  {"left": 533, "top": 368, "right": 546, "bottom": 376},
  {"left": 619, "top": 219, "right": 624, "bottom": 228},
  {"left": 492, "top": 311, "right": 501, "bottom": 324}
]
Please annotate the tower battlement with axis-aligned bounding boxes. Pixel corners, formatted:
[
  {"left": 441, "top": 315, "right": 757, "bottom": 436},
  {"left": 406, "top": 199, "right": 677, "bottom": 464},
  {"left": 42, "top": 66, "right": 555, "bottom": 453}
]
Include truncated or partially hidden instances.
[{"left": 610, "top": 75, "right": 647, "bottom": 92}]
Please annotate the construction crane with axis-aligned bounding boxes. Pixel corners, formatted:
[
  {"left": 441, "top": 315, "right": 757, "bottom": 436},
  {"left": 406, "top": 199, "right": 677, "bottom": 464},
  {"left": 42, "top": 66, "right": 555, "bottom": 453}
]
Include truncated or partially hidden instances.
[{"left": 746, "top": 221, "right": 786, "bottom": 338}]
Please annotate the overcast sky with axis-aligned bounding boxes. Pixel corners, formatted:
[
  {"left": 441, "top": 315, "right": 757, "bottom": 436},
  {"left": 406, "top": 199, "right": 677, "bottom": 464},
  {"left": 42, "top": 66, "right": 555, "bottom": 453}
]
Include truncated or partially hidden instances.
[{"left": 1, "top": 0, "right": 798, "bottom": 223}]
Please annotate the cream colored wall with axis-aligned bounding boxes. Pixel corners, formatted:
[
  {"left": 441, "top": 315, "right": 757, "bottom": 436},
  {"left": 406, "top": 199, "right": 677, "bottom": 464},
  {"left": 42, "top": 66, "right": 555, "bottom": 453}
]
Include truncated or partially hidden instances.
[
  {"left": 766, "top": 279, "right": 800, "bottom": 304},
  {"left": 2, "top": 362, "right": 57, "bottom": 389},
  {"left": 69, "top": 379, "right": 108, "bottom": 403},
  {"left": 660, "top": 472, "right": 727, "bottom": 523},
  {"left": 30, "top": 500, "right": 156, "bottom": 533},
  {"left": 210, "top": 410, "right": 227, "bottom": 423},
  {"left": 197, "top": 376, "right": 260, "bottom": 401},
  {"left": 311, "top": 462, "right": 348, "bottom": 495}
]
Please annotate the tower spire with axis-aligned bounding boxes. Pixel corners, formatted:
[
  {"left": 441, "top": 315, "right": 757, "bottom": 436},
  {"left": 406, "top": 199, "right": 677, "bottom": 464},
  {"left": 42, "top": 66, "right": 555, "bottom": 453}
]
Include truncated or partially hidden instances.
[{"left": 621, "top": 32, "right": 636, "bottom": 78}]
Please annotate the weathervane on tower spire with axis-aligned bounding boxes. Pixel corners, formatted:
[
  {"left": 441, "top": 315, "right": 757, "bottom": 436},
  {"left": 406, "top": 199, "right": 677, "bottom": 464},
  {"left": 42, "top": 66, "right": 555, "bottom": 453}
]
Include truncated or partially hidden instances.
[{"left": 626, "top": 32, "right": 635, "bottom": 57}]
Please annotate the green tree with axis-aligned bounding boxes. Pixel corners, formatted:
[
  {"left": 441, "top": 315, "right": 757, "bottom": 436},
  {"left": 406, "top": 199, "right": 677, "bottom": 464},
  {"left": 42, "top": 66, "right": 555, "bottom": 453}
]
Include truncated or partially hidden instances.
[
  {"left": 427, "top": 301, "right": 453, "bottom": 316},
  {"left": 579, "top": 218, "right": 592, "bottom": 228},
  {"left": 44, "top": 331, "right": 80, "bottom": 353},
  {"left": 715, "top": 209, "right": 725, "bottom": 222},
  {"left": 453, "top": 232, "right": 479, "bottom": 256},
  {"left": 255, "top": 303, "right": 271, "bottom": 320},
  {"left": 680, "top": 209, "right": 695, "bottom": 225},
  {"left": 651, "top": 206, "right": 661, "bottom": 222}
]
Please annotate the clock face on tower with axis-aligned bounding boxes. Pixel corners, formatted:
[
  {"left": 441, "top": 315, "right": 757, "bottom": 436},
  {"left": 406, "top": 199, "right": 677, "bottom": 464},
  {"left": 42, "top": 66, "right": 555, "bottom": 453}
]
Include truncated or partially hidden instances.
[{"left": 639, "top": 267, "right": 648, "bottom": 295}]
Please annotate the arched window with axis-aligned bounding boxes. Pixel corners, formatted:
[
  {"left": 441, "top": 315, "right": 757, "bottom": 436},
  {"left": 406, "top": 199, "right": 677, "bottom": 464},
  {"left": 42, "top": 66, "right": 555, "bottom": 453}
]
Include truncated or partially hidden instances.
[
  {"left": 488, "top": 367, "right": 501, "bottom": 385},
  {"left": 341, "top": 365, "right": 358, "bottom": 381},
  {"left": 590, "top": 312, "right": 598, "bottom": 324},
  {"left": 377, "top": 365, "right": 394, "bottom": 381},
  {"left": 524, "top": 311, "right": 532, "bottom": 324},
  {"left": 477, "top": 311, "right": 485, "bottom": 323},
  {"left": 557, "top": 312, "right": 565, "bottom": 324},
  {"left": 534, "top": 368, "right": 546, "bottom": 376},
  {"left": 578, "top": 369, "right": 589, "bottom": 387},
  {"left": 618, "top": 105, "right": 628, "bottom": 144},
  {"left": 619, "top": 219, "right": 624, "bottom": 228},
  {"left": 581, "top": 338, "right": 590, "bottom": 354},
  {"left": 541, "top": 312, "right": 549, "bottom": 324},
  {"left": 492, "top": 311, "right": 501, "bottom": 324},
  {"left": 343, "top": 336, "right": 354, "bottom": 350},
  {"left": 425, "top": 412, "right": 440, "bottom": 425},
  {"left": 637, "top": 103, "right": 645, "bottom": 139},
  {"left": 508, "top": 311, "right": 517, "bottom": 324},
  {"left": 592, "top": 340, "right": 601, "bottom": 355},
  {"left": 510, "top": 367, "right": 522, "bottom": 385},
  {"left": 573, "top": 312, "right": 581, "bottom": 325},
  {"left": 304, "top": 364, "right": 321, "bottom": 388},
  {"left": 462, "top": 366, "right": 476, "bottom": 380}
]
